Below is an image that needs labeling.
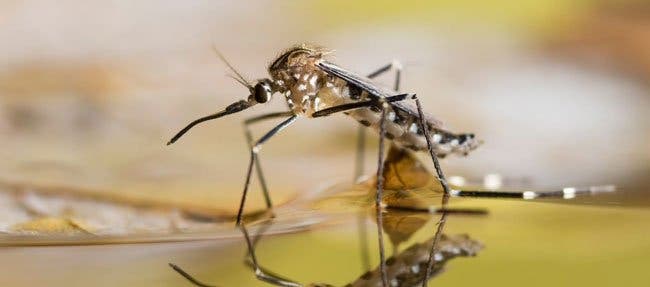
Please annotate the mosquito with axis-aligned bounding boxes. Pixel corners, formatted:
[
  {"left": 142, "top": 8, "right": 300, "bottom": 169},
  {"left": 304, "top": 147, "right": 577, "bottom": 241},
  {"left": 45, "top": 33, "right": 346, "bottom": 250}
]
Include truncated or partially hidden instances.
[
  {"left": 167, "top": 44, "right": 481, "bottom": 286},
  {"left": 166, "top": 44, "right": 614, "bottom": 287},
  {"left": 167, "top": 44, "right": 480, "bottom": 215}
]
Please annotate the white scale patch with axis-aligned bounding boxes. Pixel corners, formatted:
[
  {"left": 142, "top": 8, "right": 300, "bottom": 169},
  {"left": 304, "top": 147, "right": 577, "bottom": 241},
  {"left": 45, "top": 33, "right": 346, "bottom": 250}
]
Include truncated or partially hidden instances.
[
  {"left": 435, "top": 144, "right": 452, "bottom": 154},
  {"left": 387, "top": 112, "right": 396, "bottom": 122},
  {"left": 408, "top": 122, "right": 418, "bottom": 133},
  {"left": 432, "top": 133, "right": 442, "bottom": 143},
  {"left": 341, "top": 85, "right": 350, "bottom": 98},
  {"left": 309, "top": 75, "right": 318, "bottom": 86},
  {"left": 434, "top": 253, "right": 444, "bottom": 261}
]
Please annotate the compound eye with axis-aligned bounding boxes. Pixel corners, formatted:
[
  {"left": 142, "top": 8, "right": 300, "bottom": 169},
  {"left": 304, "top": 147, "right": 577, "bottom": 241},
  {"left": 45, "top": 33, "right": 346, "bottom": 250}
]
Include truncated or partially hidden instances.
[{"left": 254, "top": 82, "right": 271, "bottom": 103}]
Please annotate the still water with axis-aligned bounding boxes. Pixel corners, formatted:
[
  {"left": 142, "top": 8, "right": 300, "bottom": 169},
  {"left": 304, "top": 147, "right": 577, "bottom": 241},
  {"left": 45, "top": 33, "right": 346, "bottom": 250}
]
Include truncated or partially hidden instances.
[{"left": 2, "top": 186, "right": 649, "bottom": 287}]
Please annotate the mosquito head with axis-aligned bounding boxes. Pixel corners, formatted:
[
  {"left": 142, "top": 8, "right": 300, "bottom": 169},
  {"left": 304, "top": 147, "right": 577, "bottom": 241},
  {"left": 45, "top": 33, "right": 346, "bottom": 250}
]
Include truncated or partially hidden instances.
[
  {"left": 167, "top": 50, "right": 280, "bottom": 146},
  {"left": 250, "top": 78, "right": 274, "bottom": 104}
]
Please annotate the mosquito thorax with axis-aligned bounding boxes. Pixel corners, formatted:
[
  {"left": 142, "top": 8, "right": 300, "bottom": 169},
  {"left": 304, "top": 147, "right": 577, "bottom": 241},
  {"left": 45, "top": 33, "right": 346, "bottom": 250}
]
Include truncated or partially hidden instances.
[{"left": 267, "top": 45, "right": 325, "bottom": 88}]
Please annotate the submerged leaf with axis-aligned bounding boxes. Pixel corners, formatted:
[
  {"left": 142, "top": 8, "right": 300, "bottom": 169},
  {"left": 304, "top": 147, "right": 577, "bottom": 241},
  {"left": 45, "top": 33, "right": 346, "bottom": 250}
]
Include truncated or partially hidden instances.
[
  {"left": 382, "top": 145, "right": 436, "bottom": 191},
  {"left": 313, "top": 145, "right": 445, "bottom": 212}
]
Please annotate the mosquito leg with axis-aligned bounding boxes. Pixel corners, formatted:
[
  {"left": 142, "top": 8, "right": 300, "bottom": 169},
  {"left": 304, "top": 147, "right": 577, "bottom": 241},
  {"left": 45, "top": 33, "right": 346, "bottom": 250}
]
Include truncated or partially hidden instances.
[
  {"left": 375, "top": 103, "right": 390, "bottom": 287},
  {"left": 312, "top": 93, "right": 411, "bottom": 118},
  {"left": 240, "top": 224, "right": 303, "bottom": 287},
  {"left": 410, "top": 95, "right": 452, "bottom": 287},
  {"left": 353, "top": 61, "right": 403, "bottom": 181},
  {"left": 366, "top": 60, "right": 403, "bottom": 92},
  {"left": 452, "top": 185, "right": 616, "bottom": 200},
  {"left": 243, "top": 111, "right": 294, "bottom": 210},
  {"left": 237, "top": 115, "right": 298, "bottom": 226},
  {"left": 385, "top": 205, "right": 489, "bottom": 215},
  {"left": 413, "top": 96, "right": 451, "bottom": 197}
]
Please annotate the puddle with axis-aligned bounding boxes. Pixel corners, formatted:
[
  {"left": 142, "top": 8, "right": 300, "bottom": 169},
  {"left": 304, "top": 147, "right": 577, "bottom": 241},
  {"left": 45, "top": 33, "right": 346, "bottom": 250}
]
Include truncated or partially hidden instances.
[{"left": 2, "top": 200, "right": 649, "bottom": 287}]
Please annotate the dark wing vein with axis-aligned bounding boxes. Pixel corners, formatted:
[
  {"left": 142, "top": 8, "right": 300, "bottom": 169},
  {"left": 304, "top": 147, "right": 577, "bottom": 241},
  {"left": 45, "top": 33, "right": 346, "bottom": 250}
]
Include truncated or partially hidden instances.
[{"left": 317, "top": 60, "right": 446, "bottom": 129}]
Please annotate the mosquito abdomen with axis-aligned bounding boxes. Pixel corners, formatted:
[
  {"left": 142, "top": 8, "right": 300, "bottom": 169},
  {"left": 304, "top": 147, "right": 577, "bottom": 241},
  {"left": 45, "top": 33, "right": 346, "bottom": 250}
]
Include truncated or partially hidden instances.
[{"left": 344, "top": 102, "right": 481, "bottom": 157}]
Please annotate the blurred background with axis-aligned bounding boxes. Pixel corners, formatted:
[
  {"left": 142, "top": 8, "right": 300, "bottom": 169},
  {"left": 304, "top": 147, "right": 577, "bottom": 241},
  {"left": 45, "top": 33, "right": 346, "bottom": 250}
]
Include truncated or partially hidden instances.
[{"left": 1, "top": 1, "right": 649, "bottom": 286}]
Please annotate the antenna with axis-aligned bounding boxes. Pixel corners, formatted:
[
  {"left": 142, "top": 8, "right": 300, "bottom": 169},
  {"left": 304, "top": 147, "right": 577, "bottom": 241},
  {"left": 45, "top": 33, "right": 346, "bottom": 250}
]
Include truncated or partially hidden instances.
[{"left": 212, "top": 45, "right": 253, "bottom": 91}]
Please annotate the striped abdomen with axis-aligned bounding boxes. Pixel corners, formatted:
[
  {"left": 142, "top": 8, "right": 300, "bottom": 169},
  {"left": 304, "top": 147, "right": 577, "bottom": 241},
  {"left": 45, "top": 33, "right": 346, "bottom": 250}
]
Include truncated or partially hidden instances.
[
  {"left": 347, "top": 103, "right": 480, "bottom": 157},
  {"left": 316, "top": 77, "right": 481, "bottom": 157}
]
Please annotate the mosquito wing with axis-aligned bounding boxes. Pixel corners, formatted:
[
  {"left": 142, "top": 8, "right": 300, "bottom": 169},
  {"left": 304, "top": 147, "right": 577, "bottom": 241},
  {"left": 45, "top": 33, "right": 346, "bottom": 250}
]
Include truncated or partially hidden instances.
[{"left": 317, "top": 60, "right": 446, "bottom": 129}]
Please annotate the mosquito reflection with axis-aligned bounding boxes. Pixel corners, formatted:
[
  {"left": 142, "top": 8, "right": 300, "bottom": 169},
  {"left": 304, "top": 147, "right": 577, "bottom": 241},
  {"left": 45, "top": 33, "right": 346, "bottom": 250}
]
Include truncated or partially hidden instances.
[{"left": 170, "top": 207, "right": 484, "bottom": 287}]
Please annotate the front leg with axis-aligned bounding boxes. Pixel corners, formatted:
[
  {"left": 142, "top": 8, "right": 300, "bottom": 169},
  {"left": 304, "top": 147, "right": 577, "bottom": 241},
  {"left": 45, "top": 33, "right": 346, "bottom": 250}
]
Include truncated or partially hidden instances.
[
  {"left": 243, "top": 111, "right": 294, "bottom": 210},
  {"left": 237, "top": 115, "right": 298, "bottom": 226},
  {"left": 312, "top": 93, "right": 412, "bottom": 118}
]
